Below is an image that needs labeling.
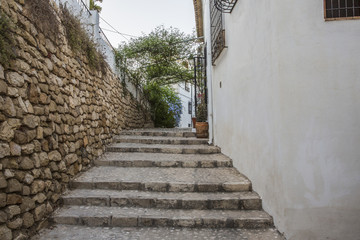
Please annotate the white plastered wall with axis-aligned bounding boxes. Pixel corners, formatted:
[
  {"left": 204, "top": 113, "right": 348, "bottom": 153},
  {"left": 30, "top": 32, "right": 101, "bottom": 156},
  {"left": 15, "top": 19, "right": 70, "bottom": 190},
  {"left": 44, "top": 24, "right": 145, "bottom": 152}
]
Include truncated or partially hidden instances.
[{"left": 203, "top": 0, "right": 360, "bottom": 239}]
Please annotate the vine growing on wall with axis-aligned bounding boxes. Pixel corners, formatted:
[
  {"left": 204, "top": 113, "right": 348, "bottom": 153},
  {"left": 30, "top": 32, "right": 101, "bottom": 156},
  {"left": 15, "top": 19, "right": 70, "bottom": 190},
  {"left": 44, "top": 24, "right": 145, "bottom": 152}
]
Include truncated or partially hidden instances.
[
  {"left": 60, "top": 4, "right": 106, "bottom": 73},
  {"left": 0, "top": 11, "right": 16, "bottom": 67},
  {"left": 25, "top": 0, "right": 59, "bottom": 41}
]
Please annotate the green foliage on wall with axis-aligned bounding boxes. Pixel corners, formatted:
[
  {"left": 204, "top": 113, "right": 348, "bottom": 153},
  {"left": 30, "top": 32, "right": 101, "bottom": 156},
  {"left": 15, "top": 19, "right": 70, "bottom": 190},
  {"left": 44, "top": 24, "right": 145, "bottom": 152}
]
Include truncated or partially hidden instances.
[
  {"left": 60, "top": 5, "right": 106, "bottom": 73},
  {"left": 89, "top": 0, "right": 103, "bottom": 12},
  {"left": 0, "top": 12, "right": 16, "bottom": 67},
  {"left": 25, "top": 0, "right": 59, "bottom": 41}
]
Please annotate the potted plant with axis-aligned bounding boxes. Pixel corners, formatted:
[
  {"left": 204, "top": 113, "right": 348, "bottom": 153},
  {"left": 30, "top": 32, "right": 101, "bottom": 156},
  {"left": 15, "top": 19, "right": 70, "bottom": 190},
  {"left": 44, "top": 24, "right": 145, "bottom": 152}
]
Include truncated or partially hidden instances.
[
  {"left": 195, "top": 101, "right": 208, "bottom": 138},
  {"left": 191, "top": 117, "right": 197, "bottom": 128}
]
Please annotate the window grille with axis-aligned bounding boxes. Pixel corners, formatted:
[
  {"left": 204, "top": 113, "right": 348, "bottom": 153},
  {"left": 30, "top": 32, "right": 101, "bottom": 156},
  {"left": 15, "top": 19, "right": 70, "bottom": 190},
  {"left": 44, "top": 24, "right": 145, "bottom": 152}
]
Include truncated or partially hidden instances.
[
  {"left": 188, "top": 102, "right": 192, "bottom": 114},
  {"left": 324, "top": 0, "right": 360, "bottom": 19},
  {"left": 214, "top": 0, "right": 238, "bottom": 13},
  {"left": 185, "top": 82, "right": 190, "bottom": 92},
  {"left": 210, "top": 0, "right": 226, "bottom": 64}
]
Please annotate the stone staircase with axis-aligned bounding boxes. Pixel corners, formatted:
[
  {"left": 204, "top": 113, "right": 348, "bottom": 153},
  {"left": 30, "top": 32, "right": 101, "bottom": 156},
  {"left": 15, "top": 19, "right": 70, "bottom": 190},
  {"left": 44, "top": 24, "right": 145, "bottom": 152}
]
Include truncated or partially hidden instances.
[{"left": 32, "top": 128, "right": 284, "bottom": 239}]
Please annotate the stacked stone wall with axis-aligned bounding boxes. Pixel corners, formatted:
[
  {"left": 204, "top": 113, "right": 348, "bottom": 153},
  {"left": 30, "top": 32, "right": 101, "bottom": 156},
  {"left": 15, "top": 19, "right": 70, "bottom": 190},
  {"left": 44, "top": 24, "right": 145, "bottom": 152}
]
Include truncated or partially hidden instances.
[{"left": 0, "top": 0, "right": 151, "bottom": 239}]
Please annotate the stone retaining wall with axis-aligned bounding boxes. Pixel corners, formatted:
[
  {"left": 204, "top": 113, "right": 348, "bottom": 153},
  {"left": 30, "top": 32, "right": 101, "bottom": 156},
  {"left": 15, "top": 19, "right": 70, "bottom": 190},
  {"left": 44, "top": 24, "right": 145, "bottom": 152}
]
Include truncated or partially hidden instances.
[{"left": 0, "top": 0, "right": 151, "bottom": 239}]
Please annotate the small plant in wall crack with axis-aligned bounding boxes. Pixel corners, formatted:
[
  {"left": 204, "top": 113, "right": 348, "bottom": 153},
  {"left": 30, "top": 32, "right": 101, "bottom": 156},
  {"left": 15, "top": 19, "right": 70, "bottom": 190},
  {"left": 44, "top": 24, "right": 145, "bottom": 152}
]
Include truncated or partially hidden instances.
[
  {"left": 25, "top": 0, "right": 60, "bottom": 41},
  {"left": 0, "top": 11, "right": 16, "bottom": 67}
]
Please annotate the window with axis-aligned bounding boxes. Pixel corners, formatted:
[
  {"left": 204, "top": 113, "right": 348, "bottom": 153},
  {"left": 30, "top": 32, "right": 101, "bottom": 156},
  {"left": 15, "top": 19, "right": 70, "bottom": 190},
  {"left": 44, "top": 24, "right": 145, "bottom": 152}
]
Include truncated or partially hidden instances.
[
  {"left": 188, "top": 102, "right": 192, "bottom": 115},
  {"left": 324, "top": 0, "right": 360, "bottom": 20},
  {"left": 185, "top": 82, "right": 190, "bottom": 92}
]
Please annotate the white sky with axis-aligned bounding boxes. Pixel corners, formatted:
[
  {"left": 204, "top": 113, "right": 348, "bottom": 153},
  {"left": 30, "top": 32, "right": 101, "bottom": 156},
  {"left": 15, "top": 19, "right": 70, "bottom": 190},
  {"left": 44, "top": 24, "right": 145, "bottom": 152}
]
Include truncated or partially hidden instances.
[{"left": 98, "top": 0, "right": 196, "bottom": 48}]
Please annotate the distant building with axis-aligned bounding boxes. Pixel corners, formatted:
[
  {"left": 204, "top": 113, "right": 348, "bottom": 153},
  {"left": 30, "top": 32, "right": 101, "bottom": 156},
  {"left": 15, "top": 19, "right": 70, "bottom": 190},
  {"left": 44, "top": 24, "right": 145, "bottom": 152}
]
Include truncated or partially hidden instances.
[{"left": 173, "top": 82, "right": 194, "bottom": 128}]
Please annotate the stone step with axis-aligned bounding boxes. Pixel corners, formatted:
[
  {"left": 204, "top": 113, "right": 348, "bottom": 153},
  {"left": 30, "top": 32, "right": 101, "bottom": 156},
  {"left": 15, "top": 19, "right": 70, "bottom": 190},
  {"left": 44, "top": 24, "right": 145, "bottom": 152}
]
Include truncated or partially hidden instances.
[
  {"left": 62, "top": 189, "right": 262, "bottom": 210},
  {"left": 114, "top": 135, "right": 209, "bottom": 145},
  {"left": 120, "top": 129, "right": 196, "bottom": 138},
  {"left": 94, "top": 152, "right": 233, "bottom": 168},
  {"left": 32, "top": 224, "right": 286, "bottom": 240},
  {"left": 52, "top": 206, "right": 273, "bottom": 229},
  {"left": 106, "top": 143, "right": 221, "bottom": 154},
  {"left": 70, "top": 167, "right": 251, "bottom": 192},
  {"left": 126, "top": 128, "right": 194, "bottom": 132}
]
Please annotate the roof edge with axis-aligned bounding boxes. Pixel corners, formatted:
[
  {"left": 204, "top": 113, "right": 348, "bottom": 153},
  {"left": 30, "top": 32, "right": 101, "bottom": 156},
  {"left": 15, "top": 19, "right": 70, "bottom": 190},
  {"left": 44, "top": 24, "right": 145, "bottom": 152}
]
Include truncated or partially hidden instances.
[{"left": 193, "top": 0, "right": 204, "bottom": 40}]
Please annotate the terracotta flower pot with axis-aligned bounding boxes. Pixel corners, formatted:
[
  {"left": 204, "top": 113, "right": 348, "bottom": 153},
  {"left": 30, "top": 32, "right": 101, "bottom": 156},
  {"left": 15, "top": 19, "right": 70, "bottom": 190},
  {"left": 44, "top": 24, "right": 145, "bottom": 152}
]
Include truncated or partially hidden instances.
[
  {"left": 191, "top": 117, "right": 197, "bottom": 128},
  {"left": 195, "top": 122, "right": 209, "bottom": 138}
]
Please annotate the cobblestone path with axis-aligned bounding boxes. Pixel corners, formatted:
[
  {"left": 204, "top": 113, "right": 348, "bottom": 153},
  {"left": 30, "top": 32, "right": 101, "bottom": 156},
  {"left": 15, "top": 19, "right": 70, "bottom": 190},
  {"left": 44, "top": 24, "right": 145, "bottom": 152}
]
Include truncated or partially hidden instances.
[{"left": 32, "top": 128, "right": 285, "bottom": 239}]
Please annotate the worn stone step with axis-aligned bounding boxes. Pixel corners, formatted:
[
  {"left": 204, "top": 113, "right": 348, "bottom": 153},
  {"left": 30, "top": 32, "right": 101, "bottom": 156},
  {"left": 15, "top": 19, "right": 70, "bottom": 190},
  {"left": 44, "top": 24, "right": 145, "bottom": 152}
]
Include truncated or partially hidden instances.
[
  {"left": 120, "top": 129, "right": 196, "bottom": 138},
  {"left": 94, "top": 152, "right": 233, "bottom": 168},
  {"left": 62, "top": 189, "right": 262, "bottom": 210},
  {"left": 52, "top": 206, "right": 273, "bottom": 229},
  {"left": 32, "top": 224, "right": 285, "bottom": 240},
  {"left": 114, "top": 135, "right": 209, "bottom": 145},
  {"left": 106, "top": 143, "right": 220, "bottom": 154},
  {"left": 70, "top": 167, "right": 251, "bottom": 192},
  {"left": 125, "top": 128, "right": 194, "bottom": 132}
]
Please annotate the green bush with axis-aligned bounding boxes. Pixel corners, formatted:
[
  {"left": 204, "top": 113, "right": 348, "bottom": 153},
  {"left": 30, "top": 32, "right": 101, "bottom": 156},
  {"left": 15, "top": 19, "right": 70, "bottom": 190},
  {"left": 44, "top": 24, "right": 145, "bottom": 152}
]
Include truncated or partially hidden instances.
[
  {"left": 144, "top": 82, "right": 182, "bottom": 128},
  {"left": 196, "top": 101, "right": 207, "bottom": 122}
]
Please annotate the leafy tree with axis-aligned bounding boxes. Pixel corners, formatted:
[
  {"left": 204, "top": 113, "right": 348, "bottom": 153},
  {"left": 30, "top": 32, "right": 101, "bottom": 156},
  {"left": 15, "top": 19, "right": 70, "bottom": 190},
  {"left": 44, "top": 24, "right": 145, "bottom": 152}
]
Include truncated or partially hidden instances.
[
  {"left": 89, "top": 0, "right": 103, "bottom": 12},
  {"left": 116, "top": 26, "right": 197, "bottom": 87},
  {"left": 144, "top": 82, "right": 182, "bottom": 128},
  {"left": 116, "top": 26, "right": 199, "bottom": 127}
]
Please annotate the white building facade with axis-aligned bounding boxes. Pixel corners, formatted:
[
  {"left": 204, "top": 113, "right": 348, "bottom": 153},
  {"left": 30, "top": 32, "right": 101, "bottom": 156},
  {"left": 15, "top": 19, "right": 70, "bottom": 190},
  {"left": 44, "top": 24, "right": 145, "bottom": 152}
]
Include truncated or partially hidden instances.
[
  {"left": 174, "top": 82, "right": 194, "bottom": 128},
  {"left": 194, "top": 0, "right": 360, "bottom": 239}
]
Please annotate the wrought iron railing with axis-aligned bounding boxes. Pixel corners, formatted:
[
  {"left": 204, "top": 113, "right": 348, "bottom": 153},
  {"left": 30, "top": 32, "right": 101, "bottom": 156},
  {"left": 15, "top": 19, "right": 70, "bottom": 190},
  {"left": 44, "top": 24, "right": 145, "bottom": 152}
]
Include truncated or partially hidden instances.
[
  {"left": 214, "top": 0, "right": 238, "bottom": 13},
  {"left": 210, "top": 0, "right": 226, "bottom": 64},
  {"left": 193, "top": 48, "right": 207, "bottom": 120}
]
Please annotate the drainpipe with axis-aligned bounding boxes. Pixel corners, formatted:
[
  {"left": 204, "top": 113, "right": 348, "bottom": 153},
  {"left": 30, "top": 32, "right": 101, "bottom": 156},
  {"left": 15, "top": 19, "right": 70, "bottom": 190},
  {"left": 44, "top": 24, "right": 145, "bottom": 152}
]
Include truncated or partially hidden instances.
[
  {"left": 205, "top": 0, "right": 214, "bottom": 145},
  {"left": 206, "top": 46, "right": 214, "bottom": 145}
]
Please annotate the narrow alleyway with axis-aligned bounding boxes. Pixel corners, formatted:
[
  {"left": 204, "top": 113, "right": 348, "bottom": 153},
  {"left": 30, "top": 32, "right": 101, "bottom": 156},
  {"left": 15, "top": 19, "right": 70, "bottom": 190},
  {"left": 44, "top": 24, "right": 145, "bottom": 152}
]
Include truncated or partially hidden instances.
[{"left": 32, "top": 128, "right": 284, "bottom": 239}]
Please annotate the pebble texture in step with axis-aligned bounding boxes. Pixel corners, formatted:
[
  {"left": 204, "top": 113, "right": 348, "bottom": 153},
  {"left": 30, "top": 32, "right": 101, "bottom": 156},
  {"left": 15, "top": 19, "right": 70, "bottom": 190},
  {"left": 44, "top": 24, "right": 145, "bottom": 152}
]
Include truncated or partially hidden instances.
[
  {"left": 70, "top": 167, "right": 251, "bottom": 192},
  {"left": 52, "top": 205, "right": 274, "bottom": 229},
  {"left": 120, "top": 129, "right": 196, "bottom": 137},
  {"left": 32, "top": 225, "right": 285, "bottom": 240},
  {"left": 123, "top": 128, "right": 193, "bottom": 132},
  {"left": 114, "top": 135, "right": 209, "bottom": 145},
  {"left": 94, "top": 152, "right": 233, "bottom": 168},
  {"left": 62, "top": 189, "right": 262, "bottom": 210},
  {"left": 106, "top": 143, "right": 221, "bottom": 154}
]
